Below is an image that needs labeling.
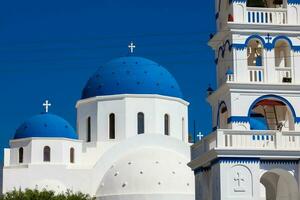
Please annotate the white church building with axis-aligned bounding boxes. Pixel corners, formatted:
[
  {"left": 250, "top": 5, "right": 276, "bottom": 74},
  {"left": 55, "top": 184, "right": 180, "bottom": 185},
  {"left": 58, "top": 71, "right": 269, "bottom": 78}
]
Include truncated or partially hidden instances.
[
  {"left": 2, "top": 51, "right": 195, "bottom": 199},
  {"left": 189, "top": 0, "right": 300, "bottom": 199}
]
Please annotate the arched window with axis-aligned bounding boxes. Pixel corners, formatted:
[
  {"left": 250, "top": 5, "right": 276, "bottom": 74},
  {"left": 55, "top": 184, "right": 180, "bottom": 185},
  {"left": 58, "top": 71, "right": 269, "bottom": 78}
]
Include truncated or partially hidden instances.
[
  {"left": 219, "top": 104, "right": 229, "bottom": 129},
  {"left": 43, "top": 146, "right": 51, "bottom": 162},
  {"left": 247, "top": 39, "right": 264, "bottom": 67},
  {"left": 19, "top": 147, "right": 23, "bottom": 164},
  {"left": 275, "top": 40, "right": 291, "bottom": 68},
  {"left": 87, "top": 117, "right": 91, "bottom": 142},
  {"left": 137, "top": 112, "right": 145, "bottom": 134},
  {"left": 70, "top": 148, "right": 75, "bottom": 163},
  {"left": 164, "top": 114, "right": 170, "bottom": 136},
  {"left": 109, "top": 113, "right": 115, "bottom": 139},
  {"left": 182, "top": 118, "right": 185, "bottom": 141}
]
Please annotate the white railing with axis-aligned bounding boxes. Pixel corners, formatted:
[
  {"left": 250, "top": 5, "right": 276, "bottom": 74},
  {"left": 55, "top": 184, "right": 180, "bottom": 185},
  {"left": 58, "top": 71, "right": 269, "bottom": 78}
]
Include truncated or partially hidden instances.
[
  {"left": 191, "top": 130, "right": 300, "bottom": 160},
  {"left": 246, "top": 7, "right": 287, "bottom": 24},
  {"left": 275, "top": 67, "right": 292, "bottom": 83},
  {"left": 248, "top": 67, "right": 264, "bottom": 83}
]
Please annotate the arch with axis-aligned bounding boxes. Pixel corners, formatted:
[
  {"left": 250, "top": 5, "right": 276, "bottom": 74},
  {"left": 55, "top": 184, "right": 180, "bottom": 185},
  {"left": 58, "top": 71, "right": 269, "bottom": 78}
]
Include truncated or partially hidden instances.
[
  {"left": 248, "top": 95, "right": 296, "bottom": 131},
  {"left": 218, "top": 46, "right": 225, "bottom": 59},
  {"left": 137, "top": 112, "right": 145, "bottom": 134},
  {"left": 18, "top": 147, "right": 23, "bottom": 164},
  {"left": 245, "top": 35, "right": 266, "bottom": 47},
  {"left": 87, "top": 116, "right": 91, "bottom": 142},
  {"left": 43, "top": 146, "right": 51, "bottom": 162},
  {"left": 109, "top": 113, "right": 115, "bottom": 139},
  {"left": 272, "top": 36, "right": 293, "bottom": 49},
  {"left": 217, "top": 101, "right": 229, "bottom": 129},
  {"left": 274, "top": 39, "right": 291, "bottom": 68},
  {"left": 224, "top": 40, "right": 232, "bottom": 51},
  {"left": 248, "top": 95, "right": 296, "bottom": 121},
  {"left": 70, "top": 147, "right": 75, "bottom": 163},
  {"left": 247, "top": 37, "right": 264, "bottom": 67},
  {"left": 260, "top": 168, "right": 299, "bottom": 200},
  {"left": 164, "top": 114, "right": 170, "bottom": 136}
]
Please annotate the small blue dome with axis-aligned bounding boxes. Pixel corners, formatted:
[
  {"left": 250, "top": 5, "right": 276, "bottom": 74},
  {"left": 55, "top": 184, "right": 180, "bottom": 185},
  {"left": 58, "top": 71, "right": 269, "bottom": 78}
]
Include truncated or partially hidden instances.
[
  {"left": 250, "top": 114, "right": 268, "bottom": 130},
  {"left": 81, "top": 56, "right": 183, "bottom": 99},
  {"left": 14, "top": 113, "right": 78, "bottom": 139},
  {"left": 226, "top": 69, "right": 234, "bottom": 75}
]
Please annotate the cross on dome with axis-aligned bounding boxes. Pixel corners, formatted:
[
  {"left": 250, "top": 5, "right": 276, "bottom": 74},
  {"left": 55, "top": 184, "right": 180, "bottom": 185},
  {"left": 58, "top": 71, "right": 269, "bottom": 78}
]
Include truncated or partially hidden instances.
[
  {"left": 128, "top": 42, "right": 136, "bottom": 54},
  {"left": 43, "top": 100, "right": 51, "bottom": 113}
]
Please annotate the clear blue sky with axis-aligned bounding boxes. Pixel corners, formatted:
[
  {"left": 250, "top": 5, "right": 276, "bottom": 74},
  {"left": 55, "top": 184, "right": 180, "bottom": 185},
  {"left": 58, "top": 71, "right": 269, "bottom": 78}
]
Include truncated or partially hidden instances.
[{"left": 0, "top": 0, "right": 216, "bottom": 159}]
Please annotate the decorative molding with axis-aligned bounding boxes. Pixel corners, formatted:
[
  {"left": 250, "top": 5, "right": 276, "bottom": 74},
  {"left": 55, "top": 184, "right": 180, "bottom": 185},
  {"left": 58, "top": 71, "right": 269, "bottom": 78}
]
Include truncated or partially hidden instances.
[
  {"left": 228, "top": 116, "right": 249, "bottom": 123},
  {"left": 232, "top": 35, "right": 300, "bottom": 52}
]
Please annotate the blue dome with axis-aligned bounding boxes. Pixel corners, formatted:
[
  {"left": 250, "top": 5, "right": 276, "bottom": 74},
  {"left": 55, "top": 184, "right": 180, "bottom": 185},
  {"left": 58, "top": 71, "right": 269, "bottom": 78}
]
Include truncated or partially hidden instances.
[
  {"left": 81, "top": 56, "right": 183, "bottom": 99},
  {"left": 14, "top": 113, "right": 78, "bottom": 139}
]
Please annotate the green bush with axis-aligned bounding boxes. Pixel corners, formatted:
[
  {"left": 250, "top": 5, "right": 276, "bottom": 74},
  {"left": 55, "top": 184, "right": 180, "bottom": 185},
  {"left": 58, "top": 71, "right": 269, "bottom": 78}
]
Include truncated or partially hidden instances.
[{"left": 0, "top": 189, "right": 96, "bottom": 200}]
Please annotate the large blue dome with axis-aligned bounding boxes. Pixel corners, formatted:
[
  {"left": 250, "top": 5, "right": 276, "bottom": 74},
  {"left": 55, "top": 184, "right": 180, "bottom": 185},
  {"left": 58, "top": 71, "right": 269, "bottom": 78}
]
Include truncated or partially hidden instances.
[
  {"left": 81, "top": 56, "right": 183, "bottom": 99},
  {"left": 14, "top": 113, "right": 78, "bottom": 140}
]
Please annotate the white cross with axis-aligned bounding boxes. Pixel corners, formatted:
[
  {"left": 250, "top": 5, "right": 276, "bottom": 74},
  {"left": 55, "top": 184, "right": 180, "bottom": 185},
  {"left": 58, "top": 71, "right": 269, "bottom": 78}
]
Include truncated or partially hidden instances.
[
  {"left": 43, "top": 100, "right": 51, "bottom": 113},
  {"left": 234, "top": 172, "right": 244, "bottom": 187},
  {"left": 128, "top": 42, "right": 136, "bottom": 53},
  {"left": 197, "top": 132, "right": 204, "bottom": 141}
]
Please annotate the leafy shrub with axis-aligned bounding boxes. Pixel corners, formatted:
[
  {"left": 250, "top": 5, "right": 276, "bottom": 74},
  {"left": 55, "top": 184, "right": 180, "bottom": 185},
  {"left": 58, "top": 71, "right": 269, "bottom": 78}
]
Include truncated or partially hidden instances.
[{"left": 0, "top": 189, "right": 96, "bottom": 200}]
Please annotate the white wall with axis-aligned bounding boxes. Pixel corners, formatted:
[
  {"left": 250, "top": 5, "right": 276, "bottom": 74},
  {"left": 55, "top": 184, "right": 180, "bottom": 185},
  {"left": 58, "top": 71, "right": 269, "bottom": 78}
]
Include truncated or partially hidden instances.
[
  {"left": 7, "top": 138, "right": 82, "bottom": 166},
  {"left": 76, "top": 94, "right": 189, "bottom": 143}
]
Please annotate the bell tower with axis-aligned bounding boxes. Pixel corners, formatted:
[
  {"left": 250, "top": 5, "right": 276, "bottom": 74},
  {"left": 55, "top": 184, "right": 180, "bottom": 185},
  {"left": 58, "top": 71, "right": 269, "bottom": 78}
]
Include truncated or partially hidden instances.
[
  {"left": 209, "top": 0, "right": 300, "bottom": 132},
  {"left": 189, "top": 1, "right": 300, "bottom": 200}
]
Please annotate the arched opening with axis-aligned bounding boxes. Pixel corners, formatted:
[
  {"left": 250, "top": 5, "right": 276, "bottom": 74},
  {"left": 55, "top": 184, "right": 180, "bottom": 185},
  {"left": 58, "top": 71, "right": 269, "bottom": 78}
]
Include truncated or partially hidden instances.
[
  {"left": 218, "top": 103, "right": 229, "bottom": 129},
  {"left": 70, "top": 148, "right": 75, "bottom": 163},
  {"left": 247, "top": 0, "right": 284, "bottom": 8},
  {"left": 19, "top": 147, "right": 23, "bottom": 164},
  {"left": 182, "top": 117, "right": 185, "bottom": 141},
  {"left": 164, "top": 114, "right": 170, "bottom": 136},
  {"left": 87, "top": 117, "right": 91, "bottom": 142},
  {"left": 247, "top": 39, "right": 264, "bottom": 67},
  {"left": 43, "top": 146, "right": 51, "bottom": 162},
  {"left": 249, "top": 96, "right": 295, "bottom": 131},
  {"left": 137, "top": 112, "right": 145, "bottom": 134},
  {"left": 275, "top": 40, "right": 292, "bottom": 83},
  {"left": 109, "top": 113, "right": 115, "bottom": 139},
  {"left": 275, "top": 40, "right": 291, "bottom": 68},
  {"left": 260, "top": 169, "right": 299, "bottom": 200}
]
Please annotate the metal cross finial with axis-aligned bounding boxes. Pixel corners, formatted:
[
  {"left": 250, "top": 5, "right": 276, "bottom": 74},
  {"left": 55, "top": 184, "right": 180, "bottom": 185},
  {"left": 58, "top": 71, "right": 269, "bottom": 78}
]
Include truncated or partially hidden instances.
[
  {"left": 265, "top": 33, "right": 272, "bottom": 44},
  {"left": 128, "top": 41, "right": 136, "bottom": 54},
  {"left": 197, "top": 132, "right": 204, "bottom": 141},
  {"left": 43, "top": 100, "right": 51, "bottom": 113}
]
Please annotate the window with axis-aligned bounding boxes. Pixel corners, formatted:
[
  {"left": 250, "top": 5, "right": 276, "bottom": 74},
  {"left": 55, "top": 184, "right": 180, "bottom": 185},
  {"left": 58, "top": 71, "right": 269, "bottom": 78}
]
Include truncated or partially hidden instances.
[
  {"left": 43, "top": 146, "right": 51, "bottom": 162},
  {"left": 109, "top": 113, "right": 115, "bottom": 139},
  {"left": 137, "top": 112, "right": 145, "bottom": 134},
  {"left": 19, "top": 147, "right": 24, "bottom": 164},
  {"left": 182, "top": 118, "right": 185, "bottom": 141},
  {"left": 275, "top": 40, "right": 291, "bottom": 68},
  {"left": 164, "top": 114, "right": 170, "bottom": 136},
  {"left": 70, "top": 148, "right": 75, "bottom": 163},
  {"left": 87, "top": 117, "right": 91, "bottom": 142},
  {"left": 247, "top": 39, "right": 264, "bottom": 67}
]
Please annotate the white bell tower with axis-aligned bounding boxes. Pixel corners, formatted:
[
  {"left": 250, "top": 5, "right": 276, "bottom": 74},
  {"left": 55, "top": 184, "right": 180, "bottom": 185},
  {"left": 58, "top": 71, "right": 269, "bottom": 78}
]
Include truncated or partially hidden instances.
[
  {"left": 189, "top": 0, "right": 300, "bottom": 199},
  {"left": 209, "top": 0, "right": 300, "bottom": 132}
]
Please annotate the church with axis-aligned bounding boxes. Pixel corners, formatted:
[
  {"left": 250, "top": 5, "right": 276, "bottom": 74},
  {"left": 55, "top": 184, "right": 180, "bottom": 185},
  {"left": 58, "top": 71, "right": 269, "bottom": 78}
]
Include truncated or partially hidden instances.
[
  {"left": 189, "top": 0, "right": 300, "bottom": 199},
  {"left": 2, "top": 44, "right": 195, "bottom": 199}
]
